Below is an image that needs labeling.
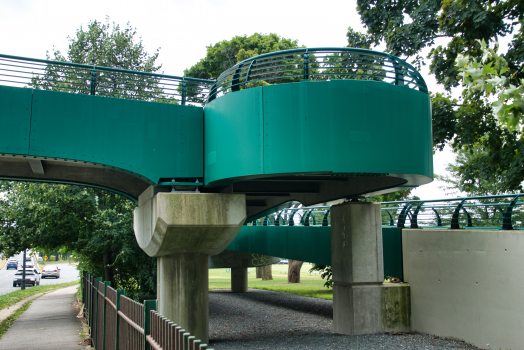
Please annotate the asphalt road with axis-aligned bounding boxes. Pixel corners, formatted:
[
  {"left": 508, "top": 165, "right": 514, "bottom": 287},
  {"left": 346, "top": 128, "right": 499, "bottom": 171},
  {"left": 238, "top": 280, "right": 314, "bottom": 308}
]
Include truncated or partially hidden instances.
[{"left": 0, "top": 252, "right": 80, "bottom": 296}]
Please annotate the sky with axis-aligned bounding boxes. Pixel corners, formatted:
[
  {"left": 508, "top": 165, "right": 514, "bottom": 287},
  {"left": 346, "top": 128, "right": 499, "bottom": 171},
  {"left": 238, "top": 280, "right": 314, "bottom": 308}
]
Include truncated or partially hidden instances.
[{"left": 0, "top": 0, "right": 458, "bottom": 200}]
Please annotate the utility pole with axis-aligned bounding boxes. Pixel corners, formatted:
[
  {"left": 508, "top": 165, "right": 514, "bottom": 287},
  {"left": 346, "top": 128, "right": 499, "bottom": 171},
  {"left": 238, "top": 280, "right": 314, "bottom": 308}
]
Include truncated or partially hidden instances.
[{"left": 21, "top": 250, "right": 26, "bottom": 290}]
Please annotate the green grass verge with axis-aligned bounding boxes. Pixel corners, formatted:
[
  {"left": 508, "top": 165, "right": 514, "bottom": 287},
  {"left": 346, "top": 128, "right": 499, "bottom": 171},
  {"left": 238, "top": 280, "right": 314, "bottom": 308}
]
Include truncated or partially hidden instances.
[
  {"left": 0, "top": 280, "right": 80, "bottom": 311},
  {"left": 0, "top": 299, "right": 34, "bottom": 340},
  {"left": 209, "top": 263, "right": 333, "bottom": 300}
]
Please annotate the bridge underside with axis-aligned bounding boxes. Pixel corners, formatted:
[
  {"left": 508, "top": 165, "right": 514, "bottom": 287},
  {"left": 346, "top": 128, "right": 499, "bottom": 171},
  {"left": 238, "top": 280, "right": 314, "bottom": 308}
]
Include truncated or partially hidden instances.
[{"left": 0, "top": 155, "right": 150, "bottom": 200}]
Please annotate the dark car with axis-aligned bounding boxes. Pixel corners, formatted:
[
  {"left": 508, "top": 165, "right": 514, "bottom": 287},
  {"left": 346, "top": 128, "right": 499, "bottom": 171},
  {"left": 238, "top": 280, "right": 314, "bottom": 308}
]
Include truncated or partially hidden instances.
[
  {"left": 13, "top": 269, "right": 41, "bottom": 287},
  {"left": 6, "top": 260, "right": 18, "bottom": 270}
]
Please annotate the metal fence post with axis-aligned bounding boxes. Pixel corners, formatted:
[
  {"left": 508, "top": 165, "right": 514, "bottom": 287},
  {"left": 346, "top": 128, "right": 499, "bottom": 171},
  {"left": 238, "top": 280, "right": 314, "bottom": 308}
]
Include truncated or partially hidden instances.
[
  {"left": 102, "top": 281, "right": 110, "bottom": 350},
  {"left": 143, "top": 299, "right": 157, "bottom": 350},
  {"left": 90, "top": 68, "right": 97, "bottom": 95},
  {"left": 303, "top": 51, "right": 310, "bottom": 80},
  {"left": 181, "top": 79, "right": 187, "bottom": 105},
  {"left": 93, "top": 277, "right": 98, "bottom": 349},
  {"left": 502, "top": 195, "right": 520, "bottom": 230},
  {"left": 114, "top": 289, "right": 125, "bottom": 350},
  {"left": 451, "top": 199, "right": 466, "bottom": 229}
]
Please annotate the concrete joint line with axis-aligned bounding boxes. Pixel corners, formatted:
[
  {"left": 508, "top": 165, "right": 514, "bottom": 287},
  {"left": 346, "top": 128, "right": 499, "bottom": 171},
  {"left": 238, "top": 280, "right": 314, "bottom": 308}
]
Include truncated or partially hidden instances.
[{"left": 332, "top": 281, "right": 384, "bottom": 287}]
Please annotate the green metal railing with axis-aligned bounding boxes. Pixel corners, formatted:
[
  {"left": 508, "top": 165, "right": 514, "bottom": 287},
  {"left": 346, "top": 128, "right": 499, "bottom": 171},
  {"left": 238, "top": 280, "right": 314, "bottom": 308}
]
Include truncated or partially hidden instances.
[
  {"left": 247, "top": 194, "right": 524, "bottom": 230},
  {"left": 381, "top": 194, "right": 524, "bottom": 230},
  {"left": 0, "top": 53, "right": 214, "bottom": 106},
  {"left": 82, "top": 271, "right": 213, "bottom": 350},
  {"left": 207, "top": 47, "right": 428, "bottom": 102}
]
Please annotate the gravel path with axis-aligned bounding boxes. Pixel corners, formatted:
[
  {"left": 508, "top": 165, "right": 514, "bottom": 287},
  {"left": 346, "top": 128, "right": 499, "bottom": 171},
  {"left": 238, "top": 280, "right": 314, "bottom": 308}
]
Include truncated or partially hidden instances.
[{"left": 209, "top": 289, "right": 480, "bottom": 350}]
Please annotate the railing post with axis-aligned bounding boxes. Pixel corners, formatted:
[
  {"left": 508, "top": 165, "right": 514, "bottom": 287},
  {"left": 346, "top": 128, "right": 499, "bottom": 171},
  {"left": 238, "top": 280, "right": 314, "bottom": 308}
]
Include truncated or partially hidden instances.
[
  {"left": 143, "top": 299, "right": 157, "bottom": 350},
  {"left": 181, "top": 79, "right": 187, "bottom": 105},
  {"left": 388, "top": 55, "right": 404, "bottom": 86},
  {"left": 322, "top": 209, "right": 330, "bottom": 226},
  {"left": 93, "top": 277, "right": 98, "bottom": 349},
  {"left": 114, "top": 289, "right": 125, "bottom": 350},
  {"left": 303, "top": 51, "right": 310, "bottom": 80},
  {"left": 431, "top": 208, "right": 443, "bottom": 226},
  {"left": 102, "top": 281, "right": 110, "bottom": 350},
  {"left": 90, "top": 68, "right": 97, "bottom": 95},
  {"left": 397, "top": 203, "right": 411, "bottom": 228},
  {"left": 231, "top": 63, "right": 244, "bottom": 92},
  {"left": 502, "top": 195, "right": 520, "bottom": 230},
  {"left": 411, "top": 202, "right": 425, "bottom": 228},
  {"left": 207, "top": 82, "right": 218, "bottom": 103},
  {"left": 451, "top": 199, "right": 466, "bottom": 229}
]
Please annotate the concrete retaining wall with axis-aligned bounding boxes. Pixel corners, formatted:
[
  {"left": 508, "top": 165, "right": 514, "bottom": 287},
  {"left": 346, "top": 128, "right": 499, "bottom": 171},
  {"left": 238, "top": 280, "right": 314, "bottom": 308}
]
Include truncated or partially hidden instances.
[{"left": 403, "top": 229, "right": 524, "bottom": 350}]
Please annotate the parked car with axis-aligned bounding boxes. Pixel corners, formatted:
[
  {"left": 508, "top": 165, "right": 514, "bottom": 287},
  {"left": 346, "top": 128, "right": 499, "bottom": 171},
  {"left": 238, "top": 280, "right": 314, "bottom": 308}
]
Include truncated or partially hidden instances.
[
  {"left": 13, "top": 269, "right": 40, "bottom": 287},
  {"left": 277, "top": 259, "right": 289, "bottom": 264},
  {"left": 41, "top": 265, "right": 60, "bottom": 279},
  {"left": 6, "top": 260, "right": 18, "bottom": 270}
]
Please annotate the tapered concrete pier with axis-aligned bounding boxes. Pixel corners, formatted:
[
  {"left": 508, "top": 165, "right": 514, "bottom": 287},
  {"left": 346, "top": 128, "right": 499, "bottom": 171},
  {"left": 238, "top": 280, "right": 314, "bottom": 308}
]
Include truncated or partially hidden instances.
[{"left": 134, "top": 188, "right": 246, "bottom": 343}]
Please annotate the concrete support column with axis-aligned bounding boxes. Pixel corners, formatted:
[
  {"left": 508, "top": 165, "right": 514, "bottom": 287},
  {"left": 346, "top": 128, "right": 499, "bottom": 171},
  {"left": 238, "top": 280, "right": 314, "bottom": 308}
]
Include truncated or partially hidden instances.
[
  {"left": 331, "top": 201, "right": 408, "bottom": 335},
  {"left": 134, "top": 189, "right": 246, "bottom": 345},
  {"left": 157, "top": 254, "right": 209, "bottom": 343},
  {"left": 231, "top": 267, "right": 248, "bottom": 293}
]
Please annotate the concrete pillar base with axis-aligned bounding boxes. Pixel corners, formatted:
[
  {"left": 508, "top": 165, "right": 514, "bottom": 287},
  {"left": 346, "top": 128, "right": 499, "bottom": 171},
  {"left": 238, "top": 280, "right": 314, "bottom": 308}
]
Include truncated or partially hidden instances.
[
  {"left": 331, "top": 201, "right": 410, "bottom": 335},
  {"left": 231, "top": 267, "right": 248, "bottom": 293},
  {"left": 333, "top": 283, "right": 410, "bottom": 335},
  {"left": 157, "top": 253, "right": 209, "bottom": 344}
]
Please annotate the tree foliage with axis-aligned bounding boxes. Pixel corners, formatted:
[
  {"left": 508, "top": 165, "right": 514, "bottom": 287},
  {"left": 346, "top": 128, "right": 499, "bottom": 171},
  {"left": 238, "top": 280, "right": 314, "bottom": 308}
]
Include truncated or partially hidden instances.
[
  {"left": 351, "top": 0, "right": 524, "bottom": 193},
  {"left": 32, "top": 18, "right": 165, "bottom": 101},
  {"left": 0, "top": 182, "right": 156, "bottom": 299},
  {"left": 184, "top": 33, "right": 300, "bottom": 80}
]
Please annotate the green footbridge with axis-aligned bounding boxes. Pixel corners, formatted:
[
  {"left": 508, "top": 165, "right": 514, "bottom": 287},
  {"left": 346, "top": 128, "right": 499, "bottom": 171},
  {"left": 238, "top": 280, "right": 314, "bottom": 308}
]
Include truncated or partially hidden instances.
[
  {"left": 1, "top": 48, "right": 433, "bottom": 275},
  {"left": 0, "top": 48, "right": 432, "bottom": 222}
]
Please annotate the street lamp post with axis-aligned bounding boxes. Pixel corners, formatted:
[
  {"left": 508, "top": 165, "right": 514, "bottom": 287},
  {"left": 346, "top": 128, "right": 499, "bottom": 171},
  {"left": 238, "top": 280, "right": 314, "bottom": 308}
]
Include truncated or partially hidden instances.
[{"left": 21, "top": 250, "right": 26, "bottom": 290}]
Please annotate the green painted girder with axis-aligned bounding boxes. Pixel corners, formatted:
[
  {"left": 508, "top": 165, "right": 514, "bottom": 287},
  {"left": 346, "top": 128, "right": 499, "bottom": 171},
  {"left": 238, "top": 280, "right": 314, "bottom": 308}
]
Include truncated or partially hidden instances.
[
  {"left": 204, "top": 79, "right": 433, "bottom": 188},
  {"left": 227, "top": 225, "right": 404, "bottom": 279},
  {"left": 0, "top": 85, "right": 203, "bottom": 189}
]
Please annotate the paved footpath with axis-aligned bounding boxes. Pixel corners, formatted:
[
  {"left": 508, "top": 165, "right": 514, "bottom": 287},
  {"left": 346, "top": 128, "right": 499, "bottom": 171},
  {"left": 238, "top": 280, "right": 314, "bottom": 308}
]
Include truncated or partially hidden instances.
[{"left": 0, "top": 285, "right": 84, "bottom": 350}]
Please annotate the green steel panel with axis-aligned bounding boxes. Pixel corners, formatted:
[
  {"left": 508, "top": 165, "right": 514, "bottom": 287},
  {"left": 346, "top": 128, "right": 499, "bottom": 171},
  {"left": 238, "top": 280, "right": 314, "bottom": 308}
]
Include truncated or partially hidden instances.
[
  {"left": 262, "top": 80, "right": 432, "bottom": 177},
  {"left": 29, "top": 90, "right": 203, "bottom": 183},
  {"left": 0, "top": 86, "right": 31, "bottom": 154},
  {"left": 382, "top": 226, "right": 404, "bottom": 279},
  {"left": 204, "top": 87, "right": 263, "bottom": 185},
  {"left": 204, "top": 80, "right": 432, "bottom": 186},
  {"left": 227, "top": 226, "right": 332, "bottom": 265},
  {"left": 228, "top": 225, "right": 404, "bottom": 278}
]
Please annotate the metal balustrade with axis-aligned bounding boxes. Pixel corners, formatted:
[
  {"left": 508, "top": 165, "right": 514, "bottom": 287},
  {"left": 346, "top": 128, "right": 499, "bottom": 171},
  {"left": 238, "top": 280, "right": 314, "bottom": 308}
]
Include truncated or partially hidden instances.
[
  {"left": 82, "top": 271, "right": 212, "bottom": 350},
  {"left": 0, "top": 54, "right": 213, "bottom": 106},
  {"left": 247, "top": 194, "right": 524, "bottom": 230},
  {"left": 207, "top": 47, "right": 428, "bottom": 102}
]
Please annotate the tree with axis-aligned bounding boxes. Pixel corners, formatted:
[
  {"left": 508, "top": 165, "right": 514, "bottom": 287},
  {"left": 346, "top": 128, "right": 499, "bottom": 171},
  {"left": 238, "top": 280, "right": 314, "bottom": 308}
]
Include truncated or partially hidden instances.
[
  {"left": 32, "top": 18, "right": 166, "bottom": 101},
  {"left": 0, "top": 182, "right": 156, "bottom": 299},
  {"left": 351, "top": 0, "right": 524, "bottom": 193},
  {"left": 287, "top": 260, "right": 303, "bottom": 283},
  {"left": 184, "top": 33, "right": 301, "bottom": 80}
]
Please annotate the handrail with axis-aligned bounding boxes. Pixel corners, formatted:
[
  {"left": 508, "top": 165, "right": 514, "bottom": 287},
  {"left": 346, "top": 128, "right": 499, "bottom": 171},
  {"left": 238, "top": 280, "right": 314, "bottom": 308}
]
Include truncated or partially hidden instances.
[
  {"left": 246, "top": 194, "right": 524, "bottom": 230},
  {"left": 0, "top": 53, "right": 214, "bottom": 106},
  {"left": 206, "top": 47, "right": 428, "bottom": 102}
]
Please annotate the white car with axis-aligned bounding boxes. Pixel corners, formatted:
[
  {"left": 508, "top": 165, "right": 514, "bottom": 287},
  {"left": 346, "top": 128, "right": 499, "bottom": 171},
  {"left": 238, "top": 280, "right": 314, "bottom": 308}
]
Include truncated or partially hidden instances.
[{"left": 41, "top": 265, "right": 61, "bottom": 279}]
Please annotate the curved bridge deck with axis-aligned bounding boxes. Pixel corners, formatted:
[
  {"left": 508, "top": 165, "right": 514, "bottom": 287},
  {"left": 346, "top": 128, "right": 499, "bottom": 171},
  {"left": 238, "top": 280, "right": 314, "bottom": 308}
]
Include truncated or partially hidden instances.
[{"left": 0, "top": 49, "right": 432, "bottom": 218}]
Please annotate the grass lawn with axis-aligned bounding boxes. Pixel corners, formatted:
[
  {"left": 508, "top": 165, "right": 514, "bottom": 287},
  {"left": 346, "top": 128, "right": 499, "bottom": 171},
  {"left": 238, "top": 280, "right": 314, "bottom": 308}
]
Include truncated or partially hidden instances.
[
  {"left": 209, "top": 263, "right": 333, "bottom": 300},
  {"left": 0, "top": 280, "right": 80, "bottom": 311}
]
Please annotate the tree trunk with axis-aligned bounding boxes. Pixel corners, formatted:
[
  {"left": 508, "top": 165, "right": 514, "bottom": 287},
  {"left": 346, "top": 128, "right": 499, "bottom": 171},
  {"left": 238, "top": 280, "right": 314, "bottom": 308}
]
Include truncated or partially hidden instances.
[
  {"left": 261, "top": 265, "right": 273, "bottom": 280},
  {"left": 256, "top": 266, "right": 262, "bottom": 278},
  {"left": 103, "top": 251, "right": 114, "bottom": 285},
  {"left": 288, "top": 260, "right": 304, "bottom": 283}
]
